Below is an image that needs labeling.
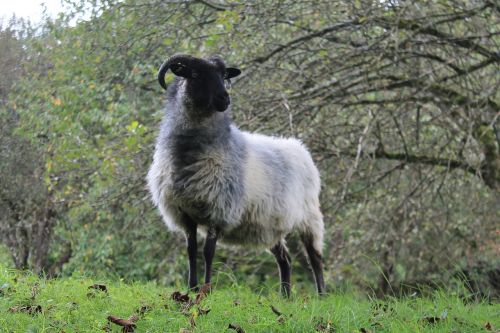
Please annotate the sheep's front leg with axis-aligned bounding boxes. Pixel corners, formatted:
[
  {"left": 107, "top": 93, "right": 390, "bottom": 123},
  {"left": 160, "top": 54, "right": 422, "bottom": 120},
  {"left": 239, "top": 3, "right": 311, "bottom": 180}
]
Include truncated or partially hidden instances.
[
  {"left": 203, "top": 226, "right": 219, "bottom": 285},
  {"left": 184, "top": 215, "right": 198, "bottom": 290}
]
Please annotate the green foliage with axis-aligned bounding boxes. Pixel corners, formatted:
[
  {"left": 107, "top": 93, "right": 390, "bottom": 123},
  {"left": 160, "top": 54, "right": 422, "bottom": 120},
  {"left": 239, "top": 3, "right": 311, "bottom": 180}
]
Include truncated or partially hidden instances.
[
  {"left": 0, "top": 0, "right": 498, "bottom": 294},
  {"left": 0, "top": 246, "right": 13, "bottom": 268},
  {"left": 1, "top": 266, "right": 499, "bottom": 332}
]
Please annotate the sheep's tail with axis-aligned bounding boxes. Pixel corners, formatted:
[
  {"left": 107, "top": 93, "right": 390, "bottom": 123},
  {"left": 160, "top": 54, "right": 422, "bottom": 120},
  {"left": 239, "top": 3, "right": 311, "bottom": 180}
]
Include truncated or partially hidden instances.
[{"left": 300, "top": 201, "right": 324, "bottom": 254}]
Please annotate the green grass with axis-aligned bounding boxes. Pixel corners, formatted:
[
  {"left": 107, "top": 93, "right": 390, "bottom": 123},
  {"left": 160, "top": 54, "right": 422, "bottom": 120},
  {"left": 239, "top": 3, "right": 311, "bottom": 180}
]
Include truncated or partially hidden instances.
[{"left": 0, "top": 266, "right": 499, "bottom": 332}]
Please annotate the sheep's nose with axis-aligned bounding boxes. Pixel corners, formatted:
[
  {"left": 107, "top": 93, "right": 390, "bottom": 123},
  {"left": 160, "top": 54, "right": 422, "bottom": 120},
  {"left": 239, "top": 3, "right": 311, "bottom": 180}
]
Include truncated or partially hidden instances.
[
  {"left": 214, "top": 91, "right": 230, "bottom": 111},
  {"left": 216, "top": 91, "right": 229, "bottom": 104}
]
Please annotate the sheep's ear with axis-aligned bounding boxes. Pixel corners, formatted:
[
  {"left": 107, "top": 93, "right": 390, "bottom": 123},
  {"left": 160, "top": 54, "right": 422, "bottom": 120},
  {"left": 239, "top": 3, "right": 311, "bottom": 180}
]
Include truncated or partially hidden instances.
[
  {"left": 225, "top": 67, "right": 241, "bottom": 79},
  {"left": 170, "top": 63, "right": 194, "bottom": 78}
]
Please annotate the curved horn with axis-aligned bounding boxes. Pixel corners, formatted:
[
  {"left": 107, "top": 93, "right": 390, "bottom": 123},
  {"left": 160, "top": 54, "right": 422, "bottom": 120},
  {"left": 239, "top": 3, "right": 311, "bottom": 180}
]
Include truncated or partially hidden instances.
[{"left": 157, "top": 54, "right": 194, "bottom": 90}]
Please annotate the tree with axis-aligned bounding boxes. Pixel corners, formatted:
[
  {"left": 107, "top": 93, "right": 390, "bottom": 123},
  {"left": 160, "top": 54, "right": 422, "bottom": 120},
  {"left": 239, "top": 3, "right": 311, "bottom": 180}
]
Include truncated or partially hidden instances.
[{"left": 1, "top": 0, "right": 498, "bottom": 294}]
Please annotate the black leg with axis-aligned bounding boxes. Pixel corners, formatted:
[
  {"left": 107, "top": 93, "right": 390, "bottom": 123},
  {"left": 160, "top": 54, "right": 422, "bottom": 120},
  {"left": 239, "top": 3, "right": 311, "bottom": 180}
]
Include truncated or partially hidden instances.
[
  {"left": 301, "top": 234, "right": 325, "bottom": 295},
  {"left": 270, "top": 242, "right": 292, "bottom": 297},
  {"left": 184, "top": 216, "right": 198, "bottom": 290},
  {"left": 203, "top": 226, "right": 218, "bottom": 285}
]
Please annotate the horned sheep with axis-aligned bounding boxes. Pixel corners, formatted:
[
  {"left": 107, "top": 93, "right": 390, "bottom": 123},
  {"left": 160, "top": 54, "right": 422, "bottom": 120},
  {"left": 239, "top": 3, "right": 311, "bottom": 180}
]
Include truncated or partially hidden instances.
[{"left": 147, "top": 54, "right": 325, "bottom": 296}]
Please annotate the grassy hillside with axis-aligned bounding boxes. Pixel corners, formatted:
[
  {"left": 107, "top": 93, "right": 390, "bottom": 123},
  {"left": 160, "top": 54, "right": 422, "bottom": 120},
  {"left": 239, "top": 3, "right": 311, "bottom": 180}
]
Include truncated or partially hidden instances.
[{"left": 0, "top": 266, "right": 499, "bottom": 333}]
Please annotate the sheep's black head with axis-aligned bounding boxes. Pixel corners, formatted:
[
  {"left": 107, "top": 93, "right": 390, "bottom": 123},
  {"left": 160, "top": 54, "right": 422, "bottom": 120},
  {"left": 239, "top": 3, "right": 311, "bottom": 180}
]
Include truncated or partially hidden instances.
[{"left": 158, "top": 54, "right": 241, "bottom": 112}]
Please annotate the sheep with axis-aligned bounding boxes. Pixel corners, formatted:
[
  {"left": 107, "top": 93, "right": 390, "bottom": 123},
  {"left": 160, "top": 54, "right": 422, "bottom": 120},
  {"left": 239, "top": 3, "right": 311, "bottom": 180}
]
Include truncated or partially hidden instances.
[{"left": 147, "top": 54, "right": 325, "bottom": 296}]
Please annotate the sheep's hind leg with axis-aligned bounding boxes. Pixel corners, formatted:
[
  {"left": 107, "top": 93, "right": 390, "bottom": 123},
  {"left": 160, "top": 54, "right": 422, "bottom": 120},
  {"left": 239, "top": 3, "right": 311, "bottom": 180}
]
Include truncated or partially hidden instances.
[
  {"left": 203, "top": 226, "right": 219, "bottom": 286},
  {"left": 301, "top": 234, "right": 326, "bottom": 295},
  {"left": 184, "top": 215, "right": 198, "bottom": 291},
  {"left": 270, "top": 242, "right": 292, "bottom": 297}
]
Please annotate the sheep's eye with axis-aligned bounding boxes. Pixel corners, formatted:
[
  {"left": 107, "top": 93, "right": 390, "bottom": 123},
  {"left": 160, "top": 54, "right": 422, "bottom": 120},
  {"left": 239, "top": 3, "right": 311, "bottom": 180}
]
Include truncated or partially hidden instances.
[{"left": 224, "top": 79, "right": 232, "bottom": 90}]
